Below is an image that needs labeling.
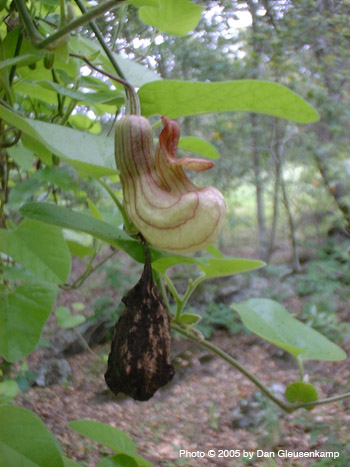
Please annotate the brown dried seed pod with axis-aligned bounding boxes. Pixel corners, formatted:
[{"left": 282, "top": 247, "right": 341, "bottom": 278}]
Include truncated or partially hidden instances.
[{"left": 104, "top": 249, "right": 175, "bottom": 401}]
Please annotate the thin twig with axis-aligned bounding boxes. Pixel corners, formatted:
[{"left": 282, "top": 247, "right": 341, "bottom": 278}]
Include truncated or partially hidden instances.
[
  {"left": 61, "top": 249, "right": 117, "bottom": 290},
  {"left": 69, "top": 53, "right": 139, "bottom": 114},
  {"left": 73, "top": 328, "right": 104, "bottom": 361}
]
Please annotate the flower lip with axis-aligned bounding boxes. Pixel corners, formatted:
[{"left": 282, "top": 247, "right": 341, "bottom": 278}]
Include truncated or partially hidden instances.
[{"left": 159, "top": 116, "right": 215, "bottom": 172}]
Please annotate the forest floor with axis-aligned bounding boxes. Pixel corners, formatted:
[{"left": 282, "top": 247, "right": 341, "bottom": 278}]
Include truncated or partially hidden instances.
[{"left": 15, "top": 246, "right": 350, "bottom": 467}]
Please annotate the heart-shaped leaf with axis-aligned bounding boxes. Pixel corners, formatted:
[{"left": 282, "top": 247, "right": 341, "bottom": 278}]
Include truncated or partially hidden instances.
[
  {"left": 139, "top": 80, "right": 319, "bottom": 123},
  {"left": 232, "top": 299, "right": 346, "bottom": 361},
  {"left": 0, "top": 282, "right": 58, "bottom": 361},
  {"left": 55, "top": 307, "right": 86, "bottom": 329},
  {"left": 0, "top": 405, "right": 64, "bottom": 466},
  {"left": 285, "top": 382, "right": 318, "bottom": 410}
]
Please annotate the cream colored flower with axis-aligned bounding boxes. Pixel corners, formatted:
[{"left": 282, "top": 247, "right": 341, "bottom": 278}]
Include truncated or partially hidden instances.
[{"left": 115, "top": 115, "right": 226, "bottom": 253}]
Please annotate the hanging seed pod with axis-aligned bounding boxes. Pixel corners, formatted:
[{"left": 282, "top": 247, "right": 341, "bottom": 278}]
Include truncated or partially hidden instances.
[{"left": 105, "top": 246, "right": 175, "bottom": 401}]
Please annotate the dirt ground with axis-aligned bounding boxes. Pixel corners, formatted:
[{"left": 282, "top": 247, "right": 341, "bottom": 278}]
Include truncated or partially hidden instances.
[{"left": 16, "top": 329, "right": 350, "bottom": 467}]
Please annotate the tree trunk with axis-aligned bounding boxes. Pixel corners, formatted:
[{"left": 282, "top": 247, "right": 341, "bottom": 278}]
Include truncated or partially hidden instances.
[
  {"left": 267, "top": 120, "right": 282, "bottom": 260},
  {"left": 251, "top": 114, "right": 268, "bottom": 260},
  {"left": 247, "top": 0, "right": 268, "bottom": 260},
  {"left": 310, "top": 0, "right": 350, "bottom": 231},
  {"left": 314, "top": 150, "right": 350, "bottom": 232},
  {"left": 281, "top": 172, "right": 301, "bottom": 273}
]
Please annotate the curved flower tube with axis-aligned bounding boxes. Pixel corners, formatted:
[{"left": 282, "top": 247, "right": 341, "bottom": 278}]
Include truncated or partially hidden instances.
[{"left": 115, "top": 115, "right": 226, "bottom": 253}]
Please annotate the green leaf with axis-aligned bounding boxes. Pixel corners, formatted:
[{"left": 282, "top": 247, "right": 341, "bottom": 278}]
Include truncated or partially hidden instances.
[
  {"left": 0, "top": 0, "right": 8, "bottom": 11},
  {"left": 0, "top": 380, "right": 19, "bottom": 405},
  {"left": 197, "top": 257, "right": 265, "bottom": 278},
  {"left": 69, "top": 114, "right": 103, "bottom": 135},
  {"left": 0, "top": 405, "right": 64, "bottom": 467},
  {"left": 7, "top": 144, "right": 35, "bottom": 170},
  {"left": 232, "top": 299, "right": 347, "bottom": 361},
  {"left": 152, "top": 255, "right": 264, "bottom": 278},
  {"left": 285, "top": 382, "right": 318, "bottom": 410},
  {"left": 72, "top": 302, "right": 85, "bottom": 312},
  {"left": 8, "top": 179, "right": 41, "bottom": 207},
  {"left": 179, "top": 313, "right": 201, "bottom": 325},
  {"left": 0, "top": 282, "right": 58, "bottom": 361},
  {"left": 130, "top": 0, "right": 158, "bottom": 7},
  {"left": 88, "top": 199, "right": 104, "bottom": 220},
  {"left": 55, "top": 306, "right": 86, "bottom": 329},
  {"left": 151, "top": 255, "right": 202, "bottom": 275},
  {"left": 205, "top": 244, "right": 224, "bottom": 258},
  {"left": 14, "top": 81, "right": 60, "bottom": 106},
  {"left": 66, "top": 240, "right": 95, "bottom": 258},
  {"left": 0, "top": 53, "right": 44, "bottom": 70},
  {"left": 0, "top": 218, "right": 71, "bottom": 284},
  {"left": 139, "top": 80, "right": 319, "bottom": 123},
  {"left": 178, "top": 136, "right": 220, "bottom": 160},
  {"left": 21, "top": 133, "right": 53, "bottom": 166},
  {"left": 69, "top": 420, "right": 151, "bottom": 467},
  {"left": 96, "top": 454, "right": 138, "bottom": 467},
  {"left": 63, "top": 457, "right": 81, "bottom": 467},
  {"left": 18, "top": 51, "right": 77, "bottom": 82},
  {"left": 52, "top": 42, "right": 69, "bottom": 63},
  {"left": 33, "top": 167, "right": 77, "bottom": 191},
  {"left": 37, "top": 80, "right": 123, "bottom": 106},
  {"left": 0, "top": 104, "right": 116, "bottom": 177},
  {"left": 139, "top": 0, "right": 203, "bottom": 36},
  {"left": 8, "top": 168, "right": 76, "bottom": 207},
  {"left": 0, "top": 265, "right": 35, "bottom": 282},
  {"left": 20, "top": 202, "right": 146, "bottom": 263}
]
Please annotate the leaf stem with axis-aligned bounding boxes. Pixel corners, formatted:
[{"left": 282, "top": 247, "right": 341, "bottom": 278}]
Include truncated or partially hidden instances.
[
  {"left": 179, "top": 275, "right": 205, "bottom": 315},
  {"left": 297, "top": 356, "right": 304, "bottom": 381}
]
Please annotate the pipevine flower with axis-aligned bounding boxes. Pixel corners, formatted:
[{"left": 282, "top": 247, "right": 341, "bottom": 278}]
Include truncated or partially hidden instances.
[{"left": 115, "top": 114, "right": 226, "bottom": 253}]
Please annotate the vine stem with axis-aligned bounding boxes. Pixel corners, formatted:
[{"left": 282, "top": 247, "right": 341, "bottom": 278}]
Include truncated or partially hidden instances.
[
  {"left": 172, "top": 322, "right": 293, "bottom": 412},
  {"left": 171, "top": 322, "right": 350, "bottom": 412},
  {"left": 14, "top": 0, "right": 44, "bottom": 43},
  {"left": 15, "top": 0, "right": 126, "bottom": 49}
]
